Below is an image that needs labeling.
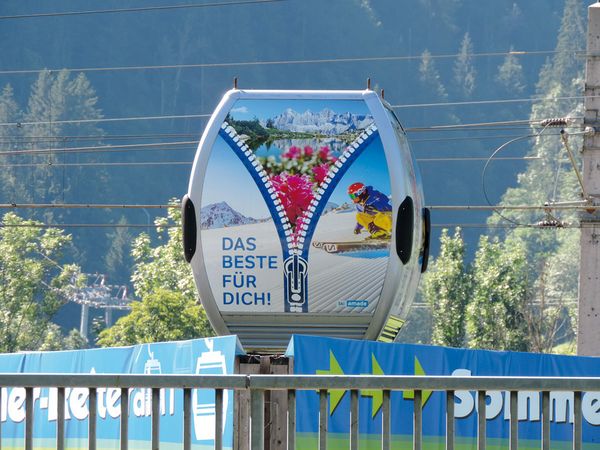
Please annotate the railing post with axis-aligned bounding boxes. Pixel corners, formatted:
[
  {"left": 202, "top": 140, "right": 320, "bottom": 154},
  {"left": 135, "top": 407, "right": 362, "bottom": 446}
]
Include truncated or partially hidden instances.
[
  {"left": 215, "top": 389, "right": 224, "bottom": 450},
  {"left": 509, "top": 391, "right": 518, "bottom": 450},
  {"left": 57, "top": 387, "right": 65, "bottom": 450},
  {"left": 446, "top": 391, "right": 454, "bottom": 450},
  {"left": 382, "top": 390, "right": 391, "bottom": 450},
  {"left": 89, "top": 388, "right": 97, "bottom": 450},
  {"left": 151, "top": 388, "right": 160, "bottom": 450},
  {"left": 477, "top": 391, "right": 486, "bottom": 450},
  {"left": 120, "top": 388, "right": 129, "bottom": 450},
  {"left": 183, "top": 388, "right": 191, "bottom": 450},
  {"left": 250, "top": 389, "right": 265, "bottom": 450},
  {"left": 542, "top": 391, "right": 550, "bottom": 450},
  {"left": 287, "top": 389, "right": 296, "bottom": 450},
  {"left": 0, "top": 387, "right": 2, "bottom": 450},
  {"left": 319, "top": 389, "right": 328, "bottom": 450},
  {"left": 350, "top": 390, "right": 359, "bottom": 450},
  {"left": 25, "top": 387, "right": 33, "bottom": 450},
  {"left": 573, "top": 391, "right": 582, "bottom": 450},
  {"left": 414, "top": 390, "right": 422, "bottom": 450}
]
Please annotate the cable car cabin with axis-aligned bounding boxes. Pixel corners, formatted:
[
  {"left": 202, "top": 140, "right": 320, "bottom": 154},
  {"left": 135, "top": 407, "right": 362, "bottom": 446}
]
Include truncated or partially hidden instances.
[{"left": 182, "top": 89, "right": 430, "bottom": 352}]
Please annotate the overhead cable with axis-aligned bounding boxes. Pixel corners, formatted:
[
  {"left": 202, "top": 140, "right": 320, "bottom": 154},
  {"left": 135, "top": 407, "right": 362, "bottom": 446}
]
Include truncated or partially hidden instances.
[
  {"left": 393, "top": 94, "right": 591, "bottom": 109},
  {"left": 0, "top": 156, "right": 540, "bottom": 168},
  {"left": 0, "top": 50, "right": 571, "bottom": 75},
  {"left": 0, "top": 140, "right": 197, "bottom": 156},
  {"left": 0, "top": 203, "right": 179, "bottom": 209},
  {"left": 0, "top": 0, "right": 285, "bottom": 21}
]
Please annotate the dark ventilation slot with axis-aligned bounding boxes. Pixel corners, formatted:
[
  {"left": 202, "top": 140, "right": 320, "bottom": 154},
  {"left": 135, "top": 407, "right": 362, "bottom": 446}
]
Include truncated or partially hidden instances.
[
  {"left": 182, "top": 194, "right": 197, "bottom": 263},
  {"left": 395, "top": 196, "right": 414, "bottom": 265},
  {"left": 421, "top": 208, "right": 431, "bottom": 273}
]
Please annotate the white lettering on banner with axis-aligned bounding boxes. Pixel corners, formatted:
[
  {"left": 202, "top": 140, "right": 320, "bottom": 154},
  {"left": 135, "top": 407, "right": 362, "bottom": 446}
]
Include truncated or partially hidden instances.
[
  {"left": 550, "top": 392, "right": 574, "bottom": 423},
  {"left": 582, "top": 392, "right": 600, "bottom": 425},
  {"left": 8, "top": 388, "right": 25, "bottom": 423},
  {"left": 451, "top": 368, "right": 600, "bottom": 425},
  {"left": 453, "top": 369, "right": 474, "bottom": 418},
  {"left": 0, "top": 386, "right": 178, "bottom": 424}
]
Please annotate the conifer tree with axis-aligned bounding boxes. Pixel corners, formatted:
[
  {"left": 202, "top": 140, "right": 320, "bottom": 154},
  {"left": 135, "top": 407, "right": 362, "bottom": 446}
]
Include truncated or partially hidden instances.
[
  {"left": 419, "top": 49, "right": 448, "bottom": 100},
  {"left": 495, "top": 46, "right": 525, "bottom": 94},
  {"left": 453, "top": 32, "right": 477, "bottom": 98}
]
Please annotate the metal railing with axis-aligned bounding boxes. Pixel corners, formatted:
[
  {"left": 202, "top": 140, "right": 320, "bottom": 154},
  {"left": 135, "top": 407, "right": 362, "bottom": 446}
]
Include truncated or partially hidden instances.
[{"left": 0, "top": 374, "right": 598, "bottom": 450}]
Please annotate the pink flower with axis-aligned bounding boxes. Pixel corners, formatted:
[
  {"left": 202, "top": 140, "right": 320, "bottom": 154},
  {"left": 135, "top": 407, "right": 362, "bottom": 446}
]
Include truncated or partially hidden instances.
[
  {"left": 282, "top": 146, "right": 301, "bottom": 160},
  {"left": 303, "top": 146, "right": 314, "bottom": 158},
  {"left": 270, "top": 173, "right": 314, "bottom": 227},
  {"left": 312, "top": 164, "right": 330, "bottom": 184},
  {"left": 318, "top": 146, "right": 331, "bottom": 161}
]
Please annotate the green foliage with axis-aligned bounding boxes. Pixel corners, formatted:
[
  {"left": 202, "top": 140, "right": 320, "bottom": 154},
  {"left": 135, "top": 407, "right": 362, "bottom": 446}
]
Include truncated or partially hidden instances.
[
  {"left": 97, "top": 289, "right": 212, "bottom": 346},
  {"left": 422, "top": 228, "right": 470, "bottom": 347},
  {"left": 466, "top": 236, "right": 530, "bottom": 351},
  {"left": 0, "top": 212, "right": 84, "bottom": 352},
  {"left": 99, "top": 201, "right": 213, "bottom": 346}
]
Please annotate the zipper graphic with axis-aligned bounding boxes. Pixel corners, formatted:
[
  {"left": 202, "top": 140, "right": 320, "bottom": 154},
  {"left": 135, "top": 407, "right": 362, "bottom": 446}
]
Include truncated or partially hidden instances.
[{"left": 219, "top": 122, "right": 379, "bottom": 313}]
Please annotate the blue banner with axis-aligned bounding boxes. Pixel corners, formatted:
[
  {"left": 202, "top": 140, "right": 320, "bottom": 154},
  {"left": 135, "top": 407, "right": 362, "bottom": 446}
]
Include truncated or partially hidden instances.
[
  {"left": 0, "top": 336, "right": 245, "bottom": 450},
  {"left": 286, "top": 335, "right": 600, "bottom": 449}
]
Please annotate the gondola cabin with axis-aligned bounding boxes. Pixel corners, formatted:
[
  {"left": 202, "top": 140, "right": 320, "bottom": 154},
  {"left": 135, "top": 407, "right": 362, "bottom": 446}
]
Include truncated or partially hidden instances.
[{"left": 183, "top": 89, "right": 430, "bottom": 351}]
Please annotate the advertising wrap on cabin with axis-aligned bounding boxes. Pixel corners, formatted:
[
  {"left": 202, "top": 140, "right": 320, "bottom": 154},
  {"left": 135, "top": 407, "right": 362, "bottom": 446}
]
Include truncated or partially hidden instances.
[
  {"left": 287, "top": 335, "right": 600, "bottom": 449},
  {"left": 185, "top": 90, "right": 428, "bottom": 349},
  {"left": 0, "top": 336, "right": 244, "bottom": 450}
]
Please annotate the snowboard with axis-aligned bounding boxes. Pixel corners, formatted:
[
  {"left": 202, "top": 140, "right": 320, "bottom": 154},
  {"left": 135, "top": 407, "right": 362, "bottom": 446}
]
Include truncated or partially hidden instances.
[{"left": 312, "top": 239, "right": 389, "bottom": 254}]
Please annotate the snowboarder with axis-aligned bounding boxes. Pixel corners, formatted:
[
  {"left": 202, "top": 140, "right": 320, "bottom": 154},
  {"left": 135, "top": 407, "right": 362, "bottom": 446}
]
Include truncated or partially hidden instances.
[{"left": 347, "top": 182, "right": 392, "bottom": 239}]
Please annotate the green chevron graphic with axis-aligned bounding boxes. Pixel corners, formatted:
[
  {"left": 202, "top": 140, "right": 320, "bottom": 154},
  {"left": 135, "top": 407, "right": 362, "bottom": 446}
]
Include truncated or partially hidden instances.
[{"left": 316, "top": 350, "right": 346, "bottom": 414}]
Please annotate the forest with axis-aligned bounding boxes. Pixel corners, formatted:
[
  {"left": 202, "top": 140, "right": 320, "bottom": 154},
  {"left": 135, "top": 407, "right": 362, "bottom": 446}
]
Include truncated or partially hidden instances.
[{"left": 0, "top": 0, "right": 586, "bottom": 352}]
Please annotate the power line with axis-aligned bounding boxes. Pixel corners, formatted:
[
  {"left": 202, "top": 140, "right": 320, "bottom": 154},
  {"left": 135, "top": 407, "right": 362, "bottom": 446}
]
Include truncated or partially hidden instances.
[
  {"left": 0, "top": 0, "right": 285, "bottom": 21},
  {"left": 0, "top": 113, "right": 211, "bottom": 128},
  {"left": 0, "top": 161, "right": 193, "bottom": 168},
  {"left": 417, "top": 156, "right": 539, "bottom": 162},
  {"left": 410, "top": 132, "right": 563, "bottom": 143},
  {"left": 0, "top": 133, "right": 199, "bottom": 142},
  {"left": 427, "top": 205, "right": 592, "bottom": 211},
  {"left": 0, "top": 114, "right": 567, "bottom": 130},
  {"left": 0, "top": 203, "right": 179, "bottom": 209},
  {"left": 0, "top": 49, "right": 570, "bottom": 76},
  {"left": 431, "top": 223, "right": 579, "bottom": 229},
  {"left": 0, "top": 140, "right": 198, "bottom": 156},
  {"left": 0, "top": 156, "right": 541, "bottom": 168},
  {"left": 393, "top": 94, "right": 590, "bottom": 109},
  {"left": 0, "top": 223, "right": 179, "bottom": 228}
]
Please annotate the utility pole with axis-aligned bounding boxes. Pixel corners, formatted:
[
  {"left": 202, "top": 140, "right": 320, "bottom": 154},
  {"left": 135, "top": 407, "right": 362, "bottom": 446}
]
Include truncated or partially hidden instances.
[{"left": 579, "top": 2, "right": 600, "bottom": 356}]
